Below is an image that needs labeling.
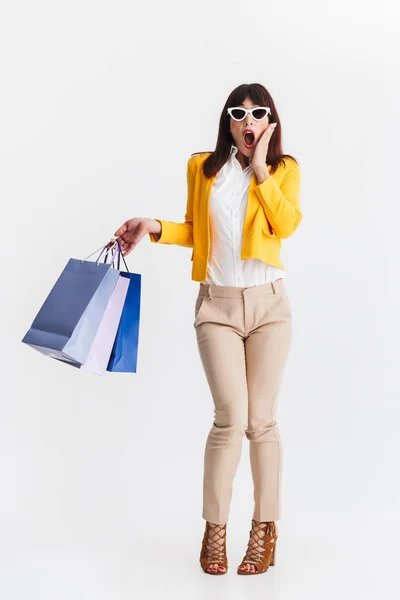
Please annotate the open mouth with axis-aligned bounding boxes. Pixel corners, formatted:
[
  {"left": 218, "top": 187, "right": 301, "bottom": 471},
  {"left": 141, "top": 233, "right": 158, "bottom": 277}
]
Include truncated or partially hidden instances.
[{"left": 243, "top": 130, "right": 255, "bottom": 149}]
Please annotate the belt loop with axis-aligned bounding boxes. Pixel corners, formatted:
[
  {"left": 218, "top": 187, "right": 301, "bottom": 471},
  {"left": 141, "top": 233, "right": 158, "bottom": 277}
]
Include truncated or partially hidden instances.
[
  {"left": 208, "top": 284, "right": 212, "bottom": 300},
  {"left": 271, "top": 281, "right": 275, "bottom": 294}
]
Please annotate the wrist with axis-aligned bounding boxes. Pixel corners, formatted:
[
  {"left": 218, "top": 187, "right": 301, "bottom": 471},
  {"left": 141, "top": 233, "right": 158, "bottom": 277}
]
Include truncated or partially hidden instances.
[
  {"left": 149, "top": 218, "right": 162, "bottom": 236},
  {"left": 253, "top": 163, "right": 270, "bottom": 183}
]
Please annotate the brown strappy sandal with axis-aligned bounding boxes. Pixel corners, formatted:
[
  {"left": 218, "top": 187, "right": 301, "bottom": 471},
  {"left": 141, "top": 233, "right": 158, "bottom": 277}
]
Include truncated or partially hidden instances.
[
  {"left": 199, "top": 521, "right": 228, "bottom": 575},
  {"left": 237, "top": 520, "right": 277, "bottom": 575}
]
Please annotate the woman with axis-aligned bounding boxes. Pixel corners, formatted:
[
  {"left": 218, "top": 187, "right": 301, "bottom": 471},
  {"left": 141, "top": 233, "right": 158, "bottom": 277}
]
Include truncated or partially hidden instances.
[{"left": 109, "top": 83, "right": 302, "bottom": 576}]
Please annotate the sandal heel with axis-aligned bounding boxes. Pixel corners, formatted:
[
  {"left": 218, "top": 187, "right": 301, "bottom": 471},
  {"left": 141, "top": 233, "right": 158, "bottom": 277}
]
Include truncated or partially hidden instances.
[{"left": 270, "top": 541, "right": 276, "bottom": 566}]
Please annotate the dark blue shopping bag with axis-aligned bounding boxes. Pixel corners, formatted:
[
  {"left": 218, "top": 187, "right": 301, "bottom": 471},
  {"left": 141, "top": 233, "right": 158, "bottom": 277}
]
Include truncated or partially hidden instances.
[
  {"left": 107, "top": 245, "right": 141, "bottom": 373},
  {"left": 22, "top": 245, "right": 120, "bottom": 365}
]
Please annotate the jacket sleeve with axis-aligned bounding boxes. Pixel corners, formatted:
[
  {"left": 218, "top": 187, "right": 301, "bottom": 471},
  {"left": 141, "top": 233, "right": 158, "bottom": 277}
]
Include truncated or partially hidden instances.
[
  {"left": 254, "top": 158, "right": 302, "bottom": 238},
  {"left": 148, "top": 156, "right": 195, "bottom": 247}
]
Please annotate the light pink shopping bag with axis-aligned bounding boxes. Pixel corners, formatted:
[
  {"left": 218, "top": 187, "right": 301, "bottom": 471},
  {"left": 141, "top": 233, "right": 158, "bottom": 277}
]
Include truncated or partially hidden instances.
[{"left": 80, "top": 275, "right": 130, "bottom": 376}]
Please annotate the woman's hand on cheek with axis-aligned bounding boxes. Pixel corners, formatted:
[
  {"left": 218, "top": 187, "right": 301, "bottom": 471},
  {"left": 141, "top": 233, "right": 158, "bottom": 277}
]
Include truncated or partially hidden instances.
[{"left": 251, "top": 123, "right": 277, "bottom": 168}]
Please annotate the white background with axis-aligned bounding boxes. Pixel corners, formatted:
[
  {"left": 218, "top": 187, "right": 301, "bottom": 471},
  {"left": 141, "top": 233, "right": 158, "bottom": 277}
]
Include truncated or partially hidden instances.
[{"left": 0, "top": 1, "right": 397, "bottom": 598}]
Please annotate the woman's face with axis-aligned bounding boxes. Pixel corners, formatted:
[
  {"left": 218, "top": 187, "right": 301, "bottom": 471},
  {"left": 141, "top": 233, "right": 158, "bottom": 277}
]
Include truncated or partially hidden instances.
[{"left": 229, "top": 96, "right": 270, "bottom": 165}]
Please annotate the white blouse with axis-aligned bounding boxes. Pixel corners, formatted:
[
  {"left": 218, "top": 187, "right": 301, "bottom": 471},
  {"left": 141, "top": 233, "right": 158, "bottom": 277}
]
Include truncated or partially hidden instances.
[{"left": 204, "top": 144, "right": 285, "bottom": 287}]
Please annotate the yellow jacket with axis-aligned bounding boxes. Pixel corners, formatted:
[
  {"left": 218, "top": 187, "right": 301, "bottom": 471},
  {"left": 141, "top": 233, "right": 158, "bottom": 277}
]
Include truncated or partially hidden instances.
[{"left": 148, "top": 152, "right": 302, "bottom": 282}]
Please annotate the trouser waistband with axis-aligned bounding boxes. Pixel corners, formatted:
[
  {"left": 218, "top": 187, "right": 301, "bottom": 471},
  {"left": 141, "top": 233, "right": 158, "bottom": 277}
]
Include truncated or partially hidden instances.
[{"left": 198, "top": 278, "right": 285, "bottom": 300}]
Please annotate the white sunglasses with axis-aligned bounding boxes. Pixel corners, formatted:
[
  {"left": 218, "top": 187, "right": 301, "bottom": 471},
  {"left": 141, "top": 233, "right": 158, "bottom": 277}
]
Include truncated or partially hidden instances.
[{"left": 227, "top": 106, "right": 271, "bottom": 121}]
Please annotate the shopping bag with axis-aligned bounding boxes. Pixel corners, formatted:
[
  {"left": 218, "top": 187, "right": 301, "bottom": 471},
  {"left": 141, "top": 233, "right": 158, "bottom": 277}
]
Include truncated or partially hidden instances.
[
  {"left": 106, "top": 246, "right": 142, "bottom": 373},
  {"left": 21, "top": 245, "right": 120, "bottom": 365},
  {"left": 80, "top": 270, "right": 129, "bottom": 375}
]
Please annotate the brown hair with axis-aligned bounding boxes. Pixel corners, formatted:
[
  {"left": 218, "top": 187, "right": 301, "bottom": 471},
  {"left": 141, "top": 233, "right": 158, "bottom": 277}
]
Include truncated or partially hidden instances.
[{"left": 192, "top": 82, "right": 298, "bottom": 178}]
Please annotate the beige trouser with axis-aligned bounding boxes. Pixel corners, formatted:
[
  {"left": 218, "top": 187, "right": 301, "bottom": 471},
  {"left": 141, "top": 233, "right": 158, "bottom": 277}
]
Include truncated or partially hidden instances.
[{"left": 193, "top": 278, "right": 292, "bottom": 525}]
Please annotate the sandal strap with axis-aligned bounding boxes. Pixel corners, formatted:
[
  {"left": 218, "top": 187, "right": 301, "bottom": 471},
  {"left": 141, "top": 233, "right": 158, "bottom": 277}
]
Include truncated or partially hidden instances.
[
  {"left": 241, "top": 520, "right": 276, "bottom": 566},
  {"left": 202, "top": 522, "right": 227, "bottom": 563}
]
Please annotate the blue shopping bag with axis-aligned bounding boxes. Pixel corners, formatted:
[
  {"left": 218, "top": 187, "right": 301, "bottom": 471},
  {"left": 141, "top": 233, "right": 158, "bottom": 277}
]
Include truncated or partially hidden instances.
[
  {"left": 106, "top": 244, "right": 141, "bottom": 373},
  {"left": 22, "top": 245, "right": 120, "bottom": 365}
]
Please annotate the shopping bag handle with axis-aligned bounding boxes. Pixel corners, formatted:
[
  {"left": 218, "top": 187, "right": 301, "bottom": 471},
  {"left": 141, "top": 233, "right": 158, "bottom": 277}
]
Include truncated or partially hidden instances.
[
  {"left": 81, "top": 242, "right": 128, "bottom": 271},
  {"left": 103, "top": 243, "right": 121, "bottom": 266},
  {"left": 81, "top": 245, "right": 110, "bottom": 264},
  {"left": 103, "top": 241, "right": 130, "bottom": 273},
  {"left": 116, "top": 240, "right": 129, "bottom": 272}
]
